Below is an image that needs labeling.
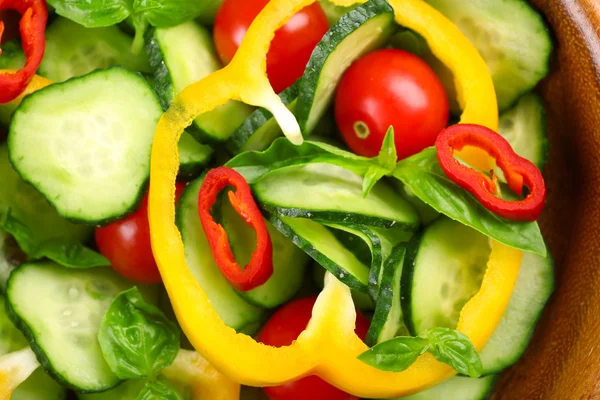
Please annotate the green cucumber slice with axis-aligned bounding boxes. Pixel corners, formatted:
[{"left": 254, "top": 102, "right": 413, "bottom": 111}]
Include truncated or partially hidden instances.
[
  {"left": 9, "top": 67, "right": 163, "bottom": 224},
  {"left": 498, "top": 93, "right": 548, "bottom": 170},
  {"left": 5, "top": 261, "right": 143, "bottom": 392},
  {"left": 269, "top": 216, "right": 370, "bottom": 292},
  {"left": 366, "top": 243, "right": 409, "bottom": 346},
  {"left": 228, "top": 82, "right": 299, "bottom": 154},
  {"left": 78, "top": 380, "right": 146, "bottom": 400},
  {"left": 295, "top": 0, "right": 396, "bottom": 134},
  {"left": 425, "top": 0, "right": 552, "bottom": 111},
  {"left": 402, "top": 218, "right": 490, "bottom": 335},
  {"left": 177, "top": 133, "right": 213, "bottom": 178},
  {"left": 39, "top": 17, "right": 150, "bottom": 82},
  {"left": 218, "top": 191, "right": 309, "bottom": 308},
  {"left": 319, "top": 0, "right": 357, "bottom": 25},
  {"left": 146, "top": 21, "right": 252, "bottom": 143},
  {"left": 12, "top": 367, "right": 67, "bottom": 400},
  {"left": 0, "top": 296, "right": 66, "bottom": 400},
  {"left": 177, "top": 177, "right": 265, "bottom": 330},
  {"left": 479, "top": 251, "right": 554, "bottom": 375},
  {"left": 396, "top": 375, "right": 496, "bottom": 400},
  {"left": 0, "top": 143, "right": 103, "bottom": 269},
  {"left": 253, "top": 163, "right": 419, "bottom": 230}
]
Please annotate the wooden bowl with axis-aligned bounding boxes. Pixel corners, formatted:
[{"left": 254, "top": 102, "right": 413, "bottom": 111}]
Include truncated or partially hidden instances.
[{"left": 492, "top": 1, "right": 600, "bottom": 398}]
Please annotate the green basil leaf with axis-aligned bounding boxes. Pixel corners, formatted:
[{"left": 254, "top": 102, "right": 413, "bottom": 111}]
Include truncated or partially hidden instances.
[
  {"left": 99, "top": 288, "right": 180, "bottom": 380},
  {"left": 358, "top": 336, "right": 429, "bottom": 372},
  {"left": 363, "top": 127, "right": 397, "bottom": 197},
  {"left": 424, "top": 328, "right": 483, "bottom": 378},
  {"left": 136, "top": 379, "right": 182, "bottom": 400},
  {"left": 392, "top": 148, "right": 546, "bottom": 256},
  {"left": 132, "top": 0, "right": 205, "bottom": 27},
  {"left": 226, "top": 137, "right": 381, "bottom": 183},
  {"left": 46, "top": 0, "right": 131, "bottom": 27}
]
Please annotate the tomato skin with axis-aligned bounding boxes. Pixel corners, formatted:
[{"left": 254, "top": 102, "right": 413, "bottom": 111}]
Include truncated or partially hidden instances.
[
  {"left": 256, "top": 296, "right": 369, "bottom": 400},
  {"left": 335, "top": 49, "right": 449, "bottom": 160},
  {"left": 95, "top": 183, "right": 186, "bottom": 284},
  {"left": 213, "top": 0, "right": 329, "bottom": 93}
]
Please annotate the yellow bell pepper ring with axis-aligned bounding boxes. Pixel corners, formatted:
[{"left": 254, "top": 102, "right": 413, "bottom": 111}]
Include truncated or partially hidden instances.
[{"left": 148, "top": 0, "right": 520, "bottom": 398}]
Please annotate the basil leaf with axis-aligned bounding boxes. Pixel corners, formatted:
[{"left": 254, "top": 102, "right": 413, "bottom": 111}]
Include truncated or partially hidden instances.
[
  {"left": 392, "top": 148, "right": 546, "bottom": 256},
  {"left": 227, "top": 137, "right": 380, "bottom": 183},
  {"left": 358, "top": 336, "right": 429, "bottom": 372},
  {"left": 363, "top": 127, "right": 397, "bottom": 197},
  {"left": 98, "top": 288, "right": 180, "bottom": 380},
  {"left": 47, "top": 0, "right": 131, "bottom": 27},
  {"left": 133, "top": 0, "right": 205, "bottom": 27},
  {"left": 136, "top": 380, "right": 182, "bottom": 400},
  {"left": 424, "top": 328, "right": 483, "bottom": 378}
]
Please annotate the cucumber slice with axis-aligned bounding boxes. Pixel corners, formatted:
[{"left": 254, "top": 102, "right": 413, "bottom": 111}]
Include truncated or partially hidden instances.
[
  {"left": 0, "top": 143, "right": 99, "bottom": 266},
  {"left": 177, "top": 133, "right": 213, "bottom": 178},
  {"left": 78, "top": 380, "right": 145, "bottom": 400},
  {"left": 253, "top": 163, "right": 419, "bottom": 230},
  {"left": 295, "top": 0, "right": 396, "bottom": 134},
  {"left": 228, "top": 82, "right": 300, "bottom": 154},
  {"left": 177, "top": 177, "right": 265, "bottom": 330},
  {"left": 479, "top": 251, "right": 554, "bottom": 375},
  {"left": 13, "top": 368, "right": 67, "bottom": 400},
  {"left": 269, "top": 216, "right": 370, "bottom": 292},
  {"left": 425, "top": 0, "right": 552, "bottom": 111},
  {"left": 5, "top": 261, "right": 144, "bottom": 391},
  {"left": 9, "top": 67, "right": 163, "bottom": 224},
  {"left": 0, "top": 41, "right": 25, "bottom": 70},
  {"left": 219, "top": 194, "right": 309, "bottom": 308},
  {"left": 319, "top": 0, "right": 357, "bottom": 25},
  {"left": 78, "top": 379, "right": 188, "bottom": 400},
  {"left": 366, "top": 243, "right": 409, "bottom": 346},
  {"left": 39, "top": 17, "right": 150, "bottom": 82},
  {"left": 146, "top": 22, "right": 252, "bottom": 142},
  {"left": 402, "top": 218, "right": 490, "bottom": 335},
  {"left": 0, "top": 296, "right": 66, "bottom": 400},
  {"left": 396, "top": 375, "right": 496, "bottom": 400},
  {"left": 0, "top": 296, "right": 28, "bottom": 354},
  {"left": 498, "top": 93, "right": 548, "bottom": 170}
]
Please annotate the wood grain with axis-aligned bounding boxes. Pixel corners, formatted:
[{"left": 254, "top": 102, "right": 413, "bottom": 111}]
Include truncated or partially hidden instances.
[{"left": 493, "top": 0, "right": 600, "bottom": 399}]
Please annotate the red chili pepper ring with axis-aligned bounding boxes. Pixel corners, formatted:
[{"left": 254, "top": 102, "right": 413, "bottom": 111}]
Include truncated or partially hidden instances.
[
  {"left": 198, "top": 167, "right": 274, "bottom": 291},
  {"left": 0, "top": 0, "right": 48, "bottom": 104},
  {"left": 436, "top": 124, "right": 546, "bottom": 222}
]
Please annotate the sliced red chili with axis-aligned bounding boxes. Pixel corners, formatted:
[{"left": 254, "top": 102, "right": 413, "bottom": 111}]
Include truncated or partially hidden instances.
[
  {"left": 0, "top": 0, "right": 48, "bottom": 104},
  {"left": 198, "top": 167, "right": 273, "bottom": 291},
  {"left": 436, "top": 124, "right": 546, "bottom": 222}
]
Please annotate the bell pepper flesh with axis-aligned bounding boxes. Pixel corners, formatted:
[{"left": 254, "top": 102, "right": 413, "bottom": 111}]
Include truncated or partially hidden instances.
[{"left": 147, "top": 0, "right": 522, "bottom": 397}]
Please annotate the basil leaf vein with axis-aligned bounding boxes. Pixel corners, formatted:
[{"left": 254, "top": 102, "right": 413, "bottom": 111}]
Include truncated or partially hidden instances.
[{"left": 98, "top": 288, "right": 180, "bottom": 380}]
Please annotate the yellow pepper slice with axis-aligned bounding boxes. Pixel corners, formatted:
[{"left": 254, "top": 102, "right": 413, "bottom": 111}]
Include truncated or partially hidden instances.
[{"left": 148, "top": 0, "right": 521, "bottom": 397}]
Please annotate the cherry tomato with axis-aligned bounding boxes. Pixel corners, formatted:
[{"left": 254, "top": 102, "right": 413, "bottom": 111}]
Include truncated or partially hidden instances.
[
  {"left": 335, "top": 49, "right": 449, "bottom": 160},
  {"left": 256, "top": 296, "right": 370, "bottom": 400},
  {"left": 213, "top": 0, "right": 330, "bottom": 94},
  {"left": 95, "top": 183, "right": 187, "bottom": 284}
]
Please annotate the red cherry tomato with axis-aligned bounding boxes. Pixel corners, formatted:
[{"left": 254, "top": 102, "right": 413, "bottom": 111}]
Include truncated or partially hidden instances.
[
  {"left": 257, "top": 296, "right": 370, "bottom": 400},
  {"left": 335, "top": 49, "right": 449, "bottom": 160},
  {"left": 95, "top": 183, "right": 187, "bottom": 284},
  {"left": 213, "top": 0, "right": 330, "bottom": 93}
]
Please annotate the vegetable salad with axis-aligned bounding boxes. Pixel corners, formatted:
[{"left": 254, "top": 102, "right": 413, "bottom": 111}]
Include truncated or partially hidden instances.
[{"left": 0, "top": 0, "right": 553, "bottom": 399}]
